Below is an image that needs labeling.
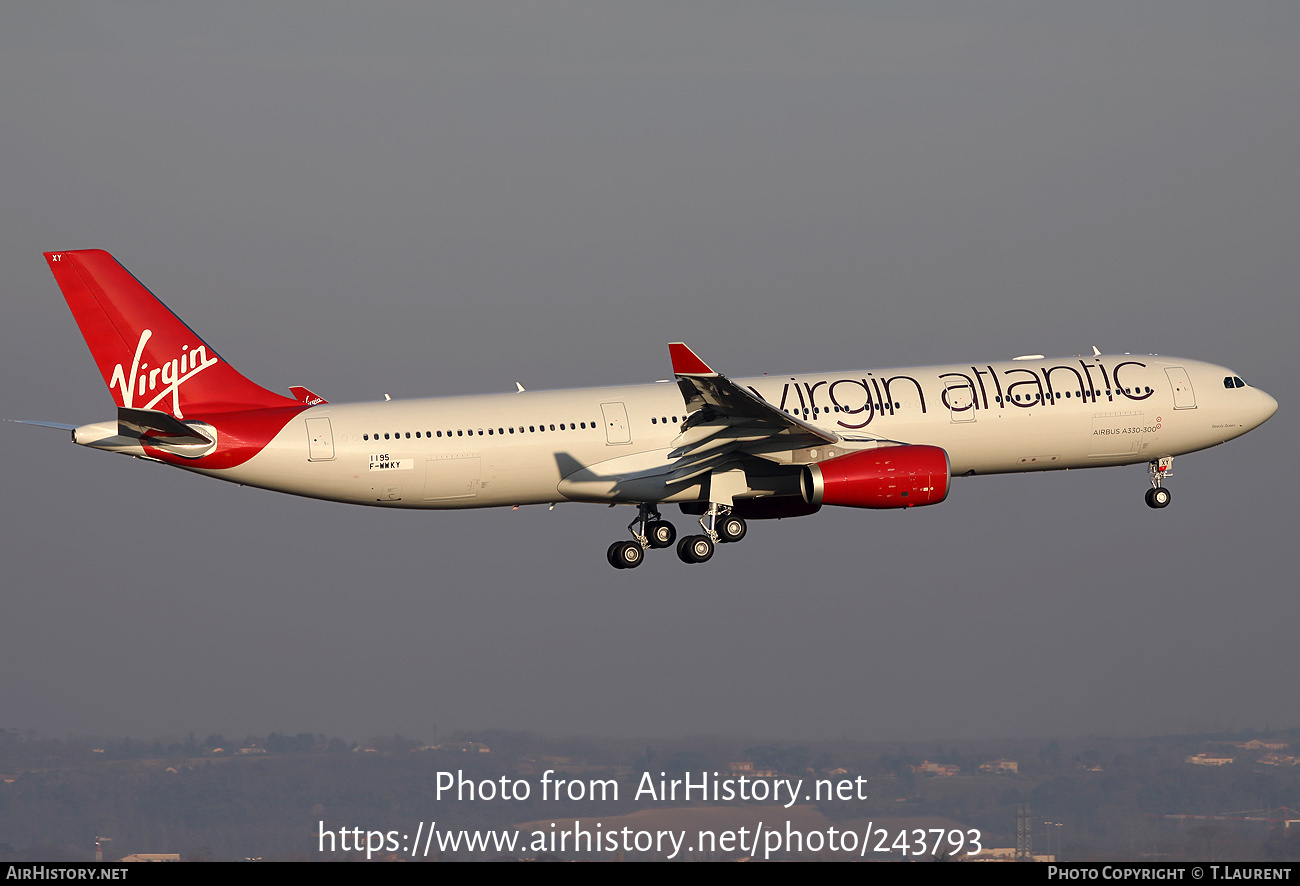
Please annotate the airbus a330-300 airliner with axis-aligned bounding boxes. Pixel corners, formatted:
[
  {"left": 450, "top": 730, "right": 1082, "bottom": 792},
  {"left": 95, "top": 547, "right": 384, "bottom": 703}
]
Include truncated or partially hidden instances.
[{"left": 25, "top": 250, "right": 1277, "bottom": 568}]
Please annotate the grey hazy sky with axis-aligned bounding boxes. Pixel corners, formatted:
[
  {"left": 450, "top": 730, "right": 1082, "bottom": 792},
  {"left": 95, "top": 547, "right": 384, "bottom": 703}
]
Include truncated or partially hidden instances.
[{"left": 1, "top": 2, "right": 1296, "bottom": 744}]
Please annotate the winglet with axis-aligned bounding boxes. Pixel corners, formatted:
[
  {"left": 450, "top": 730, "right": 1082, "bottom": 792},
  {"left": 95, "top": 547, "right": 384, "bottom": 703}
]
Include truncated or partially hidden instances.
[{"left": 669, "top": 342, "right": 716, "bottom": 377}]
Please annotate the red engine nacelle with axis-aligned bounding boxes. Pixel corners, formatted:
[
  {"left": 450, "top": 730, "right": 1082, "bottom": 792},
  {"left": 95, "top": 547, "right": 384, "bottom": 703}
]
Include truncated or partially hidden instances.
[{"left": 800, "top": 445, "right": 950, "bottom": 509}]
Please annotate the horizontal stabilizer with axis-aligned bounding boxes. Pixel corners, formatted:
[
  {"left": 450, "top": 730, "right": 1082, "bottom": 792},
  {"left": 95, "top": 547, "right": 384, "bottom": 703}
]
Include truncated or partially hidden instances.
[
  {"left": 118, "top": 407, "right": 214, "bottom": 446},
  {"left": 7, "top": 418, "right": 78, "bottom": 431}
]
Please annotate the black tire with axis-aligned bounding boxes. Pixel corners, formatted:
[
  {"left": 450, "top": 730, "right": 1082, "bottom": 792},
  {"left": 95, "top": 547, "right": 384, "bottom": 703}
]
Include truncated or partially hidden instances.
[
  {"left": 619, "top": 541, "right": 645, "bottom": 568},
  {"left": 718, "top": 515, "right": 747, "bottom": 544},
  {"left": 677, "top": 534, "right": 714, "bottom": 563},
  {"left": 608, "top": 541, "right": 627, "bottom": 568},
  {"left": 647, "top": 520, "right": 677, "bottom": 549},
  {"left": 1146, "top": 487, "right": 1171, "bottom": 509}
]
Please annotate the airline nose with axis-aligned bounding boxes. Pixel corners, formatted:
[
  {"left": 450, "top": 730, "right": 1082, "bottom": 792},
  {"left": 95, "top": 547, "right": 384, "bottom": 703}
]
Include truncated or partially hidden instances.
[
  {"left": 1245, "top": 387, "right": 1279, "bottom": 429},
  {"left": 1258, "top": 389, "right": 1279, "bottom": 423}
]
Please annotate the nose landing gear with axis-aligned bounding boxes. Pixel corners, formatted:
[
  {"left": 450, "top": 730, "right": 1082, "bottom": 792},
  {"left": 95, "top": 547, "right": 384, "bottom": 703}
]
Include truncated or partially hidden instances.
[{"left": 1145, "top": 457, "right": 1173, "bottom": 509}]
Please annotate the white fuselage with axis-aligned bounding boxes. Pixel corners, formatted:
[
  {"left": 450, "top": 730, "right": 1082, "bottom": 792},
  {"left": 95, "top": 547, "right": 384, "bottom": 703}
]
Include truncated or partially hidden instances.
[{"left": 146, "top": 353, "right": 1274, "bottom": 509}]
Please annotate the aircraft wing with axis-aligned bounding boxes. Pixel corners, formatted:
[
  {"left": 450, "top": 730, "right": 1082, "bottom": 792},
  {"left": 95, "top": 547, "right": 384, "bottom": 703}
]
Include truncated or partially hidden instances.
[
  {"left": 666, "top": 343, "right": 842, "bottom": 476},
  {"left": 559, "top": 345, "right": 848, "bottom": 498}
]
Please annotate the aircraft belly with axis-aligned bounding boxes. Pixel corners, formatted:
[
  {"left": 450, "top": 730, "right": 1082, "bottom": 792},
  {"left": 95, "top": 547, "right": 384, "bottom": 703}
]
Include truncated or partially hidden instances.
[{"left": 912, "top": 408, "right": 1110, "bottom": 476}]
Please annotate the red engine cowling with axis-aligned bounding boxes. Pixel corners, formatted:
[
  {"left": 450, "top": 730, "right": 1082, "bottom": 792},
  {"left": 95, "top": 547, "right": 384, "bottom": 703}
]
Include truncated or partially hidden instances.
[{"left": 800, "top": 445, "right": 950, "bottom": 509}]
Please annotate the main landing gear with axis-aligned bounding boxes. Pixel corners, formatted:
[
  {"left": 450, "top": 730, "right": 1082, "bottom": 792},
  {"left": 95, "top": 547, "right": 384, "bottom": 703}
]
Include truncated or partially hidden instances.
[
  {"left": 606, "top": 504, "right": 677, "bottom": 570},
  {"left": 606, "top": 503, "right": 748, "bottom": 568},
  {"left": 674, "top": 502, "right": 746, "bottom": 565},
  {"left": 1144, "top": 457, "right": 1173, "bottom": 509}
]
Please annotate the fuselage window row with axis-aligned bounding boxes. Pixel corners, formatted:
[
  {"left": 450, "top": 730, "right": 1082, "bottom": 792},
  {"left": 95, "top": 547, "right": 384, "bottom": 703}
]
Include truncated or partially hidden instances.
[
  {"left": 361, "top": 421, "right": 598, "bottom": 442},
  {"left": 353, "top": 382, "right": 1166, "bottom": 444}
]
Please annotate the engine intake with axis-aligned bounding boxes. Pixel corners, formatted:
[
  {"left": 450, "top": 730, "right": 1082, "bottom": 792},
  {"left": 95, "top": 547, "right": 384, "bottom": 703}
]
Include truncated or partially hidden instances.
[{"left": 801, "top": 445, "right": 950, "bottom": 509}]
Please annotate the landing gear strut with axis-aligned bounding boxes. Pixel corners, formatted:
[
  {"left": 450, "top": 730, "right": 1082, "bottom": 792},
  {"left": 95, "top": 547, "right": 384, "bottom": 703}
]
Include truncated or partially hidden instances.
[
  {"left": 606, "top": 504, "right": 676, "bottom": 569},
  {"left": 676, "top": 503, "right": 746, "bottom": 564},
  {"left": 1145, "top": 457, "right": 1173, "bottom": 509}
]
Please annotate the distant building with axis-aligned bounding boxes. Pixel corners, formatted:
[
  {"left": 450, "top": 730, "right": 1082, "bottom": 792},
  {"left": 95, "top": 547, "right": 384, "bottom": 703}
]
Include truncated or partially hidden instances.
[
  {"left": 1186, "top": 754, "right": 1233, "bottom": 766},
  {"left": 979, "top": 760, "right": 1019, "bottom": 774},
  {"left": 728, "top": 761, "right": 777, "bottom": 777},
  {"left": 1259, "top": 753, "right": 1299, "bottom": 767},
  {"left": 1214, "top": 739, "right": 1290, "bottom": 751},
  {"left": 973, "top": 847, "right": 1056, "bottom": 863},
  {"left": 914, "top": 761, "right": 960, "bottom": 777}
]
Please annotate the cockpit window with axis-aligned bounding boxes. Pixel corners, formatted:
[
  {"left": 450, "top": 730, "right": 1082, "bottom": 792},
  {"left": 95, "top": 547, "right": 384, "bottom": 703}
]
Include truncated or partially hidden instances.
[{"left": 1224, "top": 376, "right": 1247, "bottom": 389}]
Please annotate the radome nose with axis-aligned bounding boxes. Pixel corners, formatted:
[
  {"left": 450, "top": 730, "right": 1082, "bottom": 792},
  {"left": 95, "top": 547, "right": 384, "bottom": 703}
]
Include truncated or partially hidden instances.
[
  {"left": 1257, "top": 389, "right": 1279, "bottom": 424},
  {"left": 1248, "top": 387, "right": 1279, "bottom": 428}
]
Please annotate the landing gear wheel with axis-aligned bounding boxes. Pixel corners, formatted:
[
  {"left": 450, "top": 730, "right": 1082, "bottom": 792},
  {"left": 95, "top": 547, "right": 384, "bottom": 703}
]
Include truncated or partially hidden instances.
[
  {"left": 718, "top": 515, "right": 747, "bottom": 544},
  {"left": 609, "top": 540, "right": 645, "bottom": 569},
  {"left": 677, "top": 535, "right": 715, "bottom": 564},
  {"left": 646, "top": 520, "right": 677, "bottom": 549},
  {"left": 1145, "top": 487, "right": 1171, "bottom": 509}
]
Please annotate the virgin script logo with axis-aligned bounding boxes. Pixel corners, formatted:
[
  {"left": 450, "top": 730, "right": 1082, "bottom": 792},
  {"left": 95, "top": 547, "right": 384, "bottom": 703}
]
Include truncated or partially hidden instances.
[{"left": 109, "top": 329, "right": 220, "bottom": 418}]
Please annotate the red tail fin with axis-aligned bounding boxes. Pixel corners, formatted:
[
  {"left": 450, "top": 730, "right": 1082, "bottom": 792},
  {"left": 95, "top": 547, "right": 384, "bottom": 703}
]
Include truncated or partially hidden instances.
[{"left": 45, "top": 250, "right": 297, "bottom": 417}]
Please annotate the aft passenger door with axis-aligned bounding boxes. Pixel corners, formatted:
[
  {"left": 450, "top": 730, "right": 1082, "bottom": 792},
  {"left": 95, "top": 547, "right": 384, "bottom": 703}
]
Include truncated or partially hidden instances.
[{"left": 306, "top": 417, "right": 335, "bottom": 460}]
